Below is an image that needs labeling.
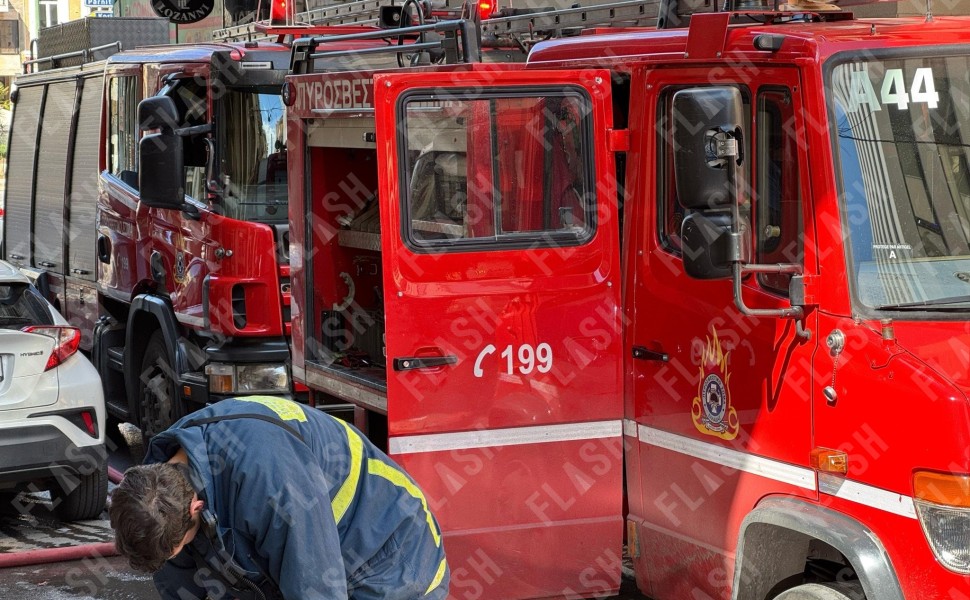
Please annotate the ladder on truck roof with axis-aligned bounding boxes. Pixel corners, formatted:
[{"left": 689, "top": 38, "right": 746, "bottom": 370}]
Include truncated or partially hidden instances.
[
  {"left": 213, "top": 0, "right": 685, "bottom": 43},
  {"left": 289, "top": 17, "right": 480, "bottom": 74},
  {"left": 213, "top": 0, "right": 465, "bottom": 41},
  {"left": 477, "top": 0, "right": 841, "bottom": 40},
  {"left": 213, "top": 0, "right": 393, "bottom": 41},
  {"left": 213, "top": 0, "right": 854, "bottom": 47},
  {"left": 481, "top": 0, "right": 662, "bottom": 37}
]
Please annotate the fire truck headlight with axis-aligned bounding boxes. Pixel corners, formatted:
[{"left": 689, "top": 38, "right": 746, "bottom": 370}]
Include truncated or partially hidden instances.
[
  {"left": 205, "top": 363, "right": 235, "bottom": 394},
  {"left": 205, "top": 363, "right": 290, "bottom": 394},
  {"left": 914, "top": 500, "right": 970, "bottom": 574},
  {"left": 914, "top": 471, "right": 970, "bottom": 574},
  {"left": 235, "top": 363, "right": 290, "bottom": 393}
]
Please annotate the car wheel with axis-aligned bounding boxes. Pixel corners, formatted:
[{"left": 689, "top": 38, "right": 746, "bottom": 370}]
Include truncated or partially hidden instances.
[
  {"left": 138, "top": 331, "right": 185, "bottom": 449},
  {"left": 52, "top": 467, "right": 108, "bottom": 521},
  {"left": 774, "top": 582, "right": 866, "bottom": 600}
]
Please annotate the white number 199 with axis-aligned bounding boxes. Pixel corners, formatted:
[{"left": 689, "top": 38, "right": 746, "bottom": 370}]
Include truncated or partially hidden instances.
[{"left": 474, "top": 343, "right": 553, "bottom": 377}]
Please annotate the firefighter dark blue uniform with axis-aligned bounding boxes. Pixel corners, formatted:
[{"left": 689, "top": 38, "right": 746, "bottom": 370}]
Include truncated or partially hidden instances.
[{"left": 145, "top": 397, "right": 449, "bottom": 600}]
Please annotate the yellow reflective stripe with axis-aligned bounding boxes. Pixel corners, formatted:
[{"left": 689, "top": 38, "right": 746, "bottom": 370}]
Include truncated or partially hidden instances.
[
  {"left": 331, "top": 419, "right": 363, "bottom": 523},
  {"left": 366, "top": 458, "right": 441, "bottom": 547},
  {"left": 425, "top": 558, "right": 448, "bottom": 595},
  {"left": 237, "top": 396, "right": 307, "bottom": 422}
]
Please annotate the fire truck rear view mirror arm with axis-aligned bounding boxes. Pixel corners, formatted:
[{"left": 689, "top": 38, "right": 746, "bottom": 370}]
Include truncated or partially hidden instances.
[
  {"left": 174, "top": 123, "right": 213, "bottom": 137},
  {"left": 673, "top": 86, "right": 809, "bottom": 340},
  {"left": 138, "top": 96, "right": 186, "bottom": 211}
]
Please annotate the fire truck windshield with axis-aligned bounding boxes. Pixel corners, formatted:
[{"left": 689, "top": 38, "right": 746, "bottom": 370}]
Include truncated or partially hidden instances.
[
  {"left": 828, "top": 54, "right": 970, "bottom": 313},
  {"left": 220, "top": 87, "right": 288, "bottom": 223}
]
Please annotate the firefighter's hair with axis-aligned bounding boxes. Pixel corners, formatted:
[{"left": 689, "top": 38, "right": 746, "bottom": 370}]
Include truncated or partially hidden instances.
[{"left": 108, "top": 462, "right": 196, "bottom": 573}]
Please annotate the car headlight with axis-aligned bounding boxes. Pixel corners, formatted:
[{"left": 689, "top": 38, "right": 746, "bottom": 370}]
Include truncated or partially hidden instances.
[
  {"left": 205, "top": 363, "right": 290, "bottom": 394},
  {"left": 914, "top": 471, "right": 970, "bottom": 574}
]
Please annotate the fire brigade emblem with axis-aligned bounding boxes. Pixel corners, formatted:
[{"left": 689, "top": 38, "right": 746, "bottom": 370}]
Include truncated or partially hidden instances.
[
  {"left": 692, "top": 329, "right": 739, "bottom": 440},
  {"left": 175, "top": 251, "right": 187, "bottom": 283}
]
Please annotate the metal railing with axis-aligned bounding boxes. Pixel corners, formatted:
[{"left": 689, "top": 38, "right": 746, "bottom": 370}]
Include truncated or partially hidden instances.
[{"left": 23, "top": 42, "right": 121, "bottom": 74}]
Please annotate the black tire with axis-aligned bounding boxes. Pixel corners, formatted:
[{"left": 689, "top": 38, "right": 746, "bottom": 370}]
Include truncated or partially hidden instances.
[
  {"left": 52, "top": 466, "right": 108, "bottom": 521},
  {"left": 774, "top": 582, "right": 866, "bottom": 600},
  {"left": 138, "top": 331, "right": 184, "bottom": 451},
  {"left": 0, "top": 490, "right": 21, "bottom": 515}
]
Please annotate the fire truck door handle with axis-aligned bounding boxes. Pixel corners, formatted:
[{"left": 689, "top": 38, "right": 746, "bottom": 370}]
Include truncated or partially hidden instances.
[
  {"left": 97, "top": 236, "right": 111, "bottom": 264},
  {"left": 632, "top": 346, "right": 668, "bottom": 362},
  {"left": 393, "top": 356, "right": 459, "bottom": 371}
]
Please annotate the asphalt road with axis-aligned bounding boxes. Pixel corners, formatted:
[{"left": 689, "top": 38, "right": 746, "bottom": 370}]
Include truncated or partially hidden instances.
[
  {"left": 0, "top": 421, "right": 652, "bottom": 599},
  {"left": 0, "top": 554, "right": 153, "bottom": 600},
  {"left": 0, "top": 556, "right": 649, "bottom": 599}
]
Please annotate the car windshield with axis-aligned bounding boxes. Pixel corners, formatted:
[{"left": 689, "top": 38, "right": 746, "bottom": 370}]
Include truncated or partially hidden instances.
[
  {"left": 0, "top": 283, "right": 53, "bottom": 329},
  {"left": 220, "top": 88, "right": 288, "bottom": 223},
  {"left": 828, "top": 54, "right": 970, "bottom": 312}
]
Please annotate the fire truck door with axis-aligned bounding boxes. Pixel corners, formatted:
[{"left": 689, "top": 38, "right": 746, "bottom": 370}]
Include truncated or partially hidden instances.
[
  {"left": 373, "top": 68, "right": 624, "bottom": 599},
  {"left": 628, "top": 68, "right": 819, "bottom": 597}
]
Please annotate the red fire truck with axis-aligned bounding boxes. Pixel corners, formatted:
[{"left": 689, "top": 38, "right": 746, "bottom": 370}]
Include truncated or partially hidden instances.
[
  {"left": 280, "top": 0, "right": 970, "bottom": 598},
  {"left": 2, "top": 30, "right": 306, "bottom": 442},
  {"left": 1, "top": 18, "right": 428, "bottom": 442}
]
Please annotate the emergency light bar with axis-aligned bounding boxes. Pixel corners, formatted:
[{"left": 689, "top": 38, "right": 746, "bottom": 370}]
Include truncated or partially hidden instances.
[
  {"left": 478, "top": 0, "right": 495, "bottom": 20},
  {"left": 269, "top": 0, "right": 293, "bottom": 26}
]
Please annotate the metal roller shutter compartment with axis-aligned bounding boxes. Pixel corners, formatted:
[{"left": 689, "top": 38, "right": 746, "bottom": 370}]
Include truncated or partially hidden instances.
[
  {"left": 3, "top": 85, "right": 44, "bottom": 268},
  {"left": 67, "top": 75, "right": 103, "bottom": 281},
  {"left": 33, "top": 80, "right": 76, "bottom": 271}
]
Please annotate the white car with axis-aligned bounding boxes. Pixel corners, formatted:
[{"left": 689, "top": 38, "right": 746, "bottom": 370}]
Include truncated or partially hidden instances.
[{"left": 0, "top": 260, "right": 107, "bottom": 521}]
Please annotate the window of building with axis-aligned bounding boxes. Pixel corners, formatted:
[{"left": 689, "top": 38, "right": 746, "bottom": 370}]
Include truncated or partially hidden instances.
[
  {"left": 39, "top": 0, "right": 59, "bottom": 29},
  {"left": 0, "top": 21, "right": 18, "bottom": 54}
]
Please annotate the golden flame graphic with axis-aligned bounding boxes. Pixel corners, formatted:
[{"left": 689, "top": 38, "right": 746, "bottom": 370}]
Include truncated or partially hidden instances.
[
  {"left": 692, "top": 328, "right": 739, "bottom": 441},
  {"left": 700, "top": 329, "right": 730, "bottom": 375}
]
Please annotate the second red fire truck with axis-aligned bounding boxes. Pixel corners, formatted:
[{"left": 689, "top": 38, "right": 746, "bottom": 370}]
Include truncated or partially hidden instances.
[
  {"left": 1, "top": 16, "right": 439, "bottom": 442},
  {"left": 2, "top": 25, "right": 308, "bottom": 441}
]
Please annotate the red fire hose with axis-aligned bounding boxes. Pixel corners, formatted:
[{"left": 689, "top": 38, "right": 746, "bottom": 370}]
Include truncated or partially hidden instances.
[
  {"left": 108, "top": 465, "right": 126, "bottom": 484},
  {"left": 0, "top": 467, "right": 127, "bottom": 568},
  {"left": 0, "top": 542, "right": 117, "bottom": 568}
]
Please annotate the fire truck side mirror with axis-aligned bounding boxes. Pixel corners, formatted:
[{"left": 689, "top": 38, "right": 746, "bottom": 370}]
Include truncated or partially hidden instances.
[
  {"left": 680, "top": 210, "right": 734, "bottom": 280},
  {"left": 138, "top": 96, "right": 180, "bottom": 133},
  {"left": 139, "top": 132, "right": 185, "bottom": 209},
  {"left": 671, "top": 87, "right": 744, "bottom": 210},
  {"left": 138, "top": 97, "right": 185, "bottom": 209}
]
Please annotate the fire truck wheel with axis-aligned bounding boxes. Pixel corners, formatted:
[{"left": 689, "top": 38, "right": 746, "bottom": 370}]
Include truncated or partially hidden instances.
[
  {"left": 138, "top": 331, "right": 185, "bottom": 450},
  {"left": 773, "top": 581, "right": 865, "bottom": 600}
]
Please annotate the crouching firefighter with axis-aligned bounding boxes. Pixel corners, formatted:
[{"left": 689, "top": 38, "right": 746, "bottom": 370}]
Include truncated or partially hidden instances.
[{"left": 109, "top": 397, "right": 449, "bottom": 600}]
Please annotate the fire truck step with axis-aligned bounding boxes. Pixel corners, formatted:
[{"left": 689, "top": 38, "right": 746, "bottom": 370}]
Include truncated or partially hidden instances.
[{"left": 106, "top": 347, "right": 125, "bottom": 372}]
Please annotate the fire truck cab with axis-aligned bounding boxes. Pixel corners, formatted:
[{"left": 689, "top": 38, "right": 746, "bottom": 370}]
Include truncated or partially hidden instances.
[{"left": 288, "top": 2, "right": 970, "bottom": 599}]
